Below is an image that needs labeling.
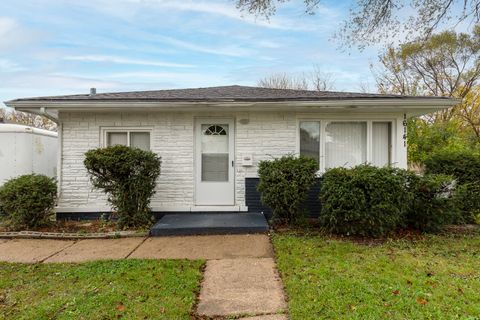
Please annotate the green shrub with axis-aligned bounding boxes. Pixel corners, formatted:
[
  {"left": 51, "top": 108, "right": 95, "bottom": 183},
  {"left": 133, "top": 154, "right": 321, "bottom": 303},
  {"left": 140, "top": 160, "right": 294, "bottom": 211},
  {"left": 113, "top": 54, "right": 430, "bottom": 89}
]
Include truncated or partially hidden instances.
[
  {"left": 425, "top": 151, "right": 480, "bottom": 223},
  {"left": 407, "top": 174, "right": 459, "bottom": 232},
  {"left": 257, "top": 155, "right": 318, "bottom": 225},
  {"left": 319, "top": 165, "right": 413, "bottom": 237},
  {"left": 0, "top": 174, "right": 57, "bottom": 230},
  {"left": 424, "top": 151, "right": 480, "bottom": 184},
  {"left": 453, "top": 182, "right": 480, "bottom": 224},
  {"left": 84, "top": 145, "right": 161, "bottom": 228}
]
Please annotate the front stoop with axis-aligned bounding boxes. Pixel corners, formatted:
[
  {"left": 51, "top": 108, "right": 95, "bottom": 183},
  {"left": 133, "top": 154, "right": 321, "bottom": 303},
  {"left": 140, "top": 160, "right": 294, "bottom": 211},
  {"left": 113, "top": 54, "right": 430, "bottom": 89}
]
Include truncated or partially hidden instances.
[{"left": 150, "top": 212, "right": 269, "bottom": 236}]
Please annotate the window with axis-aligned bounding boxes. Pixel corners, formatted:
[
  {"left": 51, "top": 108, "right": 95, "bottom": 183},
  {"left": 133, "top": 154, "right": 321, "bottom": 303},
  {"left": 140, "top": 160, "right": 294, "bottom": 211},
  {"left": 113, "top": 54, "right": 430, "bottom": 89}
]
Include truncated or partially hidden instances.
[
  {"left": 372, "top": 122, "right": 391, "bottom": 167},
  {"left": 300, "top": 122, "right": 320, "bottom": 165},
  {"left": 104, "top": 129, "right": 151, "bottom": 151},
  {"left": 299, "top": 120, "right": 393, "bottom": 171},
  {"left": 325, "top": 122, "right": 367, "bottom": 169},
  {"left": 201, "top": 124, "right": 229, "bottom": 181}
]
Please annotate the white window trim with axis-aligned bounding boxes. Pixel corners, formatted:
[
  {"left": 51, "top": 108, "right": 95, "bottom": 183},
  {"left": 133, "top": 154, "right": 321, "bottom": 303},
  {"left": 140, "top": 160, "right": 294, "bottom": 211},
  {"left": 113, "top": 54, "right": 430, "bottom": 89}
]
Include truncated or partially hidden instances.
[
  {"left": 100, "top": 127, "right": 153, "bottom": 149},
  {"left": 296, "top": 119, "right": 396, "bottom": 173}
]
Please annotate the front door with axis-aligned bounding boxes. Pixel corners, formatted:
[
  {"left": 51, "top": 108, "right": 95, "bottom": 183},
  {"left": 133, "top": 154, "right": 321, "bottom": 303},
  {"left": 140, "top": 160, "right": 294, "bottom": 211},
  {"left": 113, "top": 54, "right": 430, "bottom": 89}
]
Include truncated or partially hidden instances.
[{"left": 195, "top": 119, "right": 235, "bottom": 205}]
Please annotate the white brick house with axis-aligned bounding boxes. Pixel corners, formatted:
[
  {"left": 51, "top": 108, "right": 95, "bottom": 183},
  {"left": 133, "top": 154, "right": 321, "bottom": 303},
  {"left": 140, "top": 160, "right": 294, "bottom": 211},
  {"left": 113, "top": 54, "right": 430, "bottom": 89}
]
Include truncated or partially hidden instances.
[{"left": 5, "top": 85, "right": 458, "bottom": 218}]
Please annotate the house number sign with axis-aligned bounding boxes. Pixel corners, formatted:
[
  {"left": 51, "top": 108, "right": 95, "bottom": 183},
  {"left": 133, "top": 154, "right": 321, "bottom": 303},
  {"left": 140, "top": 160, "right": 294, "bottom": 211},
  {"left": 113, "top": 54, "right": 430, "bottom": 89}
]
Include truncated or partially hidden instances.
[{"left": 403, "top": 113, "right": 407, "bottom": 147}]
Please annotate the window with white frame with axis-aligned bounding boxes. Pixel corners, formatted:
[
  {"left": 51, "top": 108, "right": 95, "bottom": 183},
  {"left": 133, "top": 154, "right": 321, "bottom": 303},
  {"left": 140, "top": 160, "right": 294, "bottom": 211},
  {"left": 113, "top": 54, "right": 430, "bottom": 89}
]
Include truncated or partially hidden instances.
[
  {"left": 299, "top": 120, "right": 392, "bottom": 171},
  {"left": 103, "top": 128, "right": 151, "bottom": 151}
]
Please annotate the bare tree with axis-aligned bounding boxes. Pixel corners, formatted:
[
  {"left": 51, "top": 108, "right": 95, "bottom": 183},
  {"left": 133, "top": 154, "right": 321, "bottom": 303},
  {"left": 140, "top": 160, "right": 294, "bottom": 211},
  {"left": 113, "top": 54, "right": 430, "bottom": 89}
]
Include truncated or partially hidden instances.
[
  {"left": 310, "top": 66, "right": 335, "bottom": 91},
  {"left": 357, "top": 79, "right": 374, "bottom": 93},
  {"left": 0, "top": 108, "right": 57, "bottom": 131},
  {"left": 258, "top": 72, "right": 310, "bottom": 90},
  {"left": 258, "top": 68, "right": 335, "bottom": 91},
  {"left": 236, "top": 0, "right": 320, "bottom": 17},
  {"left": 236, "top": 0, "right": 480, "bottom": 49}
]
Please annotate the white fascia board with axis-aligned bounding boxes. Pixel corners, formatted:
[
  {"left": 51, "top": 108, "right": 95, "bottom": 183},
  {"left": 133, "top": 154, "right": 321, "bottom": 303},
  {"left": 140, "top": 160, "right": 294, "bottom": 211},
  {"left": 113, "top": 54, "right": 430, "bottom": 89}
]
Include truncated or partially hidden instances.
[{"left": 5, "top": 98, "right": 460, "bottom": 113}]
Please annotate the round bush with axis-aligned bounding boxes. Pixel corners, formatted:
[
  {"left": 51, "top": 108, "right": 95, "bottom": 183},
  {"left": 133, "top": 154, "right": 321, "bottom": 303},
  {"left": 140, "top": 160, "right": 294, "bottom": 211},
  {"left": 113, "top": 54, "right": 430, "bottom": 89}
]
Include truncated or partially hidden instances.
[
  {"left": 319, "top": 165, "right": 412, "bottom": 237},
  {"left": 407, "top": 174, "right": 459, "bottom": 232},
  {"left": 257, "top": 155, "right": 318, "bottom": 225},
  {"left": 0, "top": 174, "right": 57, "bottom": 230},
  {"left": 84, "top": 145, "right": 161, "bottom": 228}
]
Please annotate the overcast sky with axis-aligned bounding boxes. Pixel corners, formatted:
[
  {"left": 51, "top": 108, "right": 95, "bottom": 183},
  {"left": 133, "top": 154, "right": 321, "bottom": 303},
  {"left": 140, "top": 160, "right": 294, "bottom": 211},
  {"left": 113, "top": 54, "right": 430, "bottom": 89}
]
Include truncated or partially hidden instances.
[{"left": 1, "top": 0, "right": 386, "bottom": 106}]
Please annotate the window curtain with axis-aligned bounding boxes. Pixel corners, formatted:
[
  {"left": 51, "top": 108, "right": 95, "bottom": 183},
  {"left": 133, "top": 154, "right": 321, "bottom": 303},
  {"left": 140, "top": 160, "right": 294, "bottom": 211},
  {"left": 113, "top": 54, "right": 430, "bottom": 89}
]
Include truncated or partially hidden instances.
[
  {"left": 325, "top": 122, "right": 367, "bottom": 169},
  {"left": 130, "top": 132, "right": 150, "bottom": 151},
  {"left": 107, "top": 132, "right": 128, "bottom": 146},
  {"left": 372, "top": 122, "right": 391, "bottom": 167}
]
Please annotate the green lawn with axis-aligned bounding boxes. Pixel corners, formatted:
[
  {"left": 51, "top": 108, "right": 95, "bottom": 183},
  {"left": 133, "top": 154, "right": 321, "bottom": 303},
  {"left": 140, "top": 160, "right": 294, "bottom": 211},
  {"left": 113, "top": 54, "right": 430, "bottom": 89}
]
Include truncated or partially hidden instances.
[
  {"left": 273, "top": 233, "right": 480, "bottom": 320},
  {"left": 0, "top": 259, "right": 204, "bottom": 320}
]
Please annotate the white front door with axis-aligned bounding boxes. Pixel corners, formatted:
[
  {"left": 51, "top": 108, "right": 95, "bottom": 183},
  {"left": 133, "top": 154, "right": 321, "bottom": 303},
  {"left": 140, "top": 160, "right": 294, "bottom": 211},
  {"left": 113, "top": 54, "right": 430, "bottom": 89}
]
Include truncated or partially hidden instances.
[{"left": 195, "top": 119, "right": 235, "bottom": 205}]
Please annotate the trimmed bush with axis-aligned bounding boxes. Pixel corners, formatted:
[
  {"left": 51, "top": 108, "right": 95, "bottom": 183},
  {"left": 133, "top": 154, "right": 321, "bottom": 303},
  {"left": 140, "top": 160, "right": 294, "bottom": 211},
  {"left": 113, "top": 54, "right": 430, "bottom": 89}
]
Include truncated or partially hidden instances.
[
  {"left": 454, "top": 182, "right": 480, "bottom": 224},
  {"left": 257, "top": 155, "right": 318, "bottom": 225},
  {"left": 0, "top": 174, "right": 57, "bottom": 230},
  {"left": 84, "top": 145, "right": 161, "bottom": 228},
  {"left": 407, "top": 174, "right": 459, "bottom": 232},
  {"left": 425, "top": 151, "right": 480, "bottom": 223},
  {"left": 424, "top": 151, "right": 480, "bottom": 184},
  {"left": 319, "top": 165, "right": 413, "bottom": 237}
]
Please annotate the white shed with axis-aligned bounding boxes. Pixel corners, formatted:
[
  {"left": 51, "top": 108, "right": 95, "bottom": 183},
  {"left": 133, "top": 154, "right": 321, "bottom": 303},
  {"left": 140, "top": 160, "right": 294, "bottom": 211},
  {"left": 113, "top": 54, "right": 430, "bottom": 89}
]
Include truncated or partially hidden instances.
[{"left": 0, "top": 123, "right": 57, "bottom": 185}]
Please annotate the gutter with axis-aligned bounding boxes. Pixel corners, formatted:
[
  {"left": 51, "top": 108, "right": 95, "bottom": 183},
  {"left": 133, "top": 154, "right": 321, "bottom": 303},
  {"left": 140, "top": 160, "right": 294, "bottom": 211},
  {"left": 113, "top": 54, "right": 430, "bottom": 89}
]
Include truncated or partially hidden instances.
[{"left": 4, "top": 98, "right": 461, "bottom": 110}]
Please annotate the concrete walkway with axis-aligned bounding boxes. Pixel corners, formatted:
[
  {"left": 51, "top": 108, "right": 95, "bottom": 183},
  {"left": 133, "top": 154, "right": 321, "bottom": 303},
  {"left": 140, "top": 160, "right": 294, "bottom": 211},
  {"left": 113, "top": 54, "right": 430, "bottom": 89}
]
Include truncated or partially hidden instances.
[{"left": 0, "top": 234, "right": 288, "bottom": 319}]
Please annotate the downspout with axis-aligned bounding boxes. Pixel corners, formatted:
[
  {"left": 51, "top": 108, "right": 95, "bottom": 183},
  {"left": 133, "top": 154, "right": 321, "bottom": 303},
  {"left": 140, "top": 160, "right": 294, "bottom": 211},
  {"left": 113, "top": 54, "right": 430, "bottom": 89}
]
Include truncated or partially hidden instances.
[{"left": 40, "top": 107, "right": 58, "bottom": 123}]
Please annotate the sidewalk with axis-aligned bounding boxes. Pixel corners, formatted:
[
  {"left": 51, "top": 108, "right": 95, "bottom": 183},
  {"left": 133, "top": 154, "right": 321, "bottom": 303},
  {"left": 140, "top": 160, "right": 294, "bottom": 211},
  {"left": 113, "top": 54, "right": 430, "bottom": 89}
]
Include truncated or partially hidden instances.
[{"left": 0, "top": 234, "right": 288, "bottom": 319}]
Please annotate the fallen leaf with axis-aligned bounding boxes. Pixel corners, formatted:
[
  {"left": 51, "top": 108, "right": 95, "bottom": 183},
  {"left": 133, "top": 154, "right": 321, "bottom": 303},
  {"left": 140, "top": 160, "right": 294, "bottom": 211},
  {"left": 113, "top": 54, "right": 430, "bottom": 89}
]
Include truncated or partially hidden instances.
[
  {"left": 392, "top": 290, "right": 400, "bottom": 295},
  {"left": 416, "top": 297, "right": 428, "bottom": 305},
  {"left": 458, "top": 287, "right": 464, "bottom": 294},
  {"left": 116, "top": 303, "right": 125, "bottom": 311},
  {"left": 348, "top": 304, "right": 357, "bottom": 311}
]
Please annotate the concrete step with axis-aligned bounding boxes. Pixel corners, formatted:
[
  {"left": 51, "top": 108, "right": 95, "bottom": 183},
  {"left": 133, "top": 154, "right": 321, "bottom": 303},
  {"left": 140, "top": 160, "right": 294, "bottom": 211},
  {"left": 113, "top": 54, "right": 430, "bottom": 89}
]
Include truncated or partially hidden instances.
[{"left": 150, "top": 212, "right": 269, "bottom": 236}]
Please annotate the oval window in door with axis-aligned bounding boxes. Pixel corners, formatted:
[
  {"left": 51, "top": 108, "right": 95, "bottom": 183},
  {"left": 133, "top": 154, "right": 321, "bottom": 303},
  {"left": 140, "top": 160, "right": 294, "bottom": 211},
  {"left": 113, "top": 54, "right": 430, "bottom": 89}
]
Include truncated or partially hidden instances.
[{"left": 201, "top": 124, "right": 229, "bottom": 182}]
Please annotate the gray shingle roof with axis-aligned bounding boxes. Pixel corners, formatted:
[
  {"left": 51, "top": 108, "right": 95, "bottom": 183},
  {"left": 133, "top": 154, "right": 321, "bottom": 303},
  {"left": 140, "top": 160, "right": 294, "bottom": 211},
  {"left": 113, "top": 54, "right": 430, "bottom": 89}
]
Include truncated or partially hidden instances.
[{"left": 7, "top": 85, "right": 453, "bottom": 103}]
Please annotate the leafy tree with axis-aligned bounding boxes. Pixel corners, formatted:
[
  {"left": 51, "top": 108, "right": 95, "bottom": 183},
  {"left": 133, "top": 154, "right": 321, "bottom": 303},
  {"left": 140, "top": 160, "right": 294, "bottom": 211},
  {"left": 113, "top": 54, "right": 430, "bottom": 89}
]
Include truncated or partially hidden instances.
[
  {"left": 460, "top": 86, "right": 480, "bottom": 139},
  {"left": 373, "top": 27, "right": 480, "bottom": 163},
  {"left": 407, "top": 117, "right": 479, "bottom": 164}
]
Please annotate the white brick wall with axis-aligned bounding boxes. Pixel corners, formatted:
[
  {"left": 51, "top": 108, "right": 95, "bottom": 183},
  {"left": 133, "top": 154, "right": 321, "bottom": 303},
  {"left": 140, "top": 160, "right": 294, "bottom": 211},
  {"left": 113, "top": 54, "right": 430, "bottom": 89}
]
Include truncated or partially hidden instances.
[
  {"left": 58, "top": 110, "right": 406, "bottom": 212},
  {"left": 58, "top": 111, "right": 195, "bottom": 211}
]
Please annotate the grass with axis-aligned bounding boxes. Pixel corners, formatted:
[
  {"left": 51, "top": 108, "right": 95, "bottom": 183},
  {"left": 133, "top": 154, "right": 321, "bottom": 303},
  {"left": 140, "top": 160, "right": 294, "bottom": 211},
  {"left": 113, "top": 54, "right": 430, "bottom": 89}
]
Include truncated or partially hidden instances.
[
  {"left": 0, "top": 259, "right": 204, "bottom": 320},
  {"left": 273, "top": 233, "right": 480, "bottom": 320}
]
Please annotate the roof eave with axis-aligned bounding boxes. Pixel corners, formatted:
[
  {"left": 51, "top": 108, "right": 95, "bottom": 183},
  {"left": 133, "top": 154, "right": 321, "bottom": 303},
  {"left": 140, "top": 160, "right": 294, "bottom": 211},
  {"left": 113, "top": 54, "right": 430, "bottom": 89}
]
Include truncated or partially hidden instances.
[{"left": 5, "top": 98, "right": 460, "bottom": 110}]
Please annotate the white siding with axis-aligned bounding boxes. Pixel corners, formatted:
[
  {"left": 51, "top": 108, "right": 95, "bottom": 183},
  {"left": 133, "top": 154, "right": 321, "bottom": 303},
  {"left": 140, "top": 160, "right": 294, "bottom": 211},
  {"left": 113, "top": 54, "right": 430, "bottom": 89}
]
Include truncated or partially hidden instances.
[{"left": 57, "top": 110, "right": 407, "bottom": 212}]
